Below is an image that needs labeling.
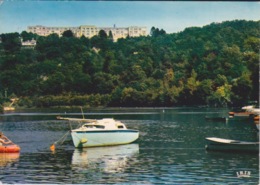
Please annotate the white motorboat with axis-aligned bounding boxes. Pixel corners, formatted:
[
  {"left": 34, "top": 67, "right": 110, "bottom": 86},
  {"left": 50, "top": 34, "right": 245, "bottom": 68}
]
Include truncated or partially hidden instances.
[{"left": 58, "top": 117, "right": 139, "bottom": 148}]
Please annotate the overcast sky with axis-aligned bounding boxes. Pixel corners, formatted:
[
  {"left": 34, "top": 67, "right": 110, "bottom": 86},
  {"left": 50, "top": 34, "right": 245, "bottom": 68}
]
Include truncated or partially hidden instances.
[{"left": 0, "top": 1, "right": 259, "bottom": 34}]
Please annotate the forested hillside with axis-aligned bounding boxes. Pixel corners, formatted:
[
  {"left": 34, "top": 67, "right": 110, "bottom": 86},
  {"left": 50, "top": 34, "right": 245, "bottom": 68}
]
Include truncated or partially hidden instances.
[{"left": 0, "top": 20, "right": 259, "bottom": 107}]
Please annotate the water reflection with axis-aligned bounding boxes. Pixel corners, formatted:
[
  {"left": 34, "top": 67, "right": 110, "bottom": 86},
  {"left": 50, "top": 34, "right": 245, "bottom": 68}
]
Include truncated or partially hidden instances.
[
  {"left": 0, "top": 153, "right": 20, "bottom": 167},
  {"left": 71, "top": 144, "right": 139, "bottom": 173},
  {"left": 0, "top": 108, "right": 258, "bottom": 184}
]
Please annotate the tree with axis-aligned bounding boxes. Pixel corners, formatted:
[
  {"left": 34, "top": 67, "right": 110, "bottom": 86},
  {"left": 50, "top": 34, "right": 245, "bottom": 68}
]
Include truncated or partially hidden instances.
[
  {"left": 231, "top": 71, "right": 253, "bottom": 105},
  {"left": 219, "top": 45, "right": 243, "bottom": 78},
  {"left": 42, "top": 71, "right": 66, "bottom": 95},
  {"left": 163, "top": 68, "right": 175, "bottom": 88},
  {"left": 108, "top": 30, "right": 113, "bottom": 41},
  {"left": 186, "top": 69, "right": 199, "bottom": 95},
  {"left": 121, "top": 87, "right": 144, "bottom": 106},
  {"left": 99, "top": 30, "right": 107, "bottom": 39},
  {"left": 0, "top": 33, "right": 21, "bottom": 52},
  {"left": 178, "top": 69, "right": 200, "bottom": 105},
  {"left": 20, "top": 31, "right": 37, "bottom": 41},
  {"left": 62, "top": 30, "right": 74, "bottom": 37},
  {"left": 129, "top": 64, "right": 147, "bottom": 81},
  {"left": 92, "top": 72, "right": 119, "bottom": 94},
  {"left": 209, "top": 84, "right": 232, "bottom": 107},
  {"left": 150, "top": 27, "right": 166, "bottom": 37},
  {"left": 0, "top": 20, "right": 259, "bottom": 107},
  {"left": 196, "top": 79, "right": 213, "bottom": 104}
]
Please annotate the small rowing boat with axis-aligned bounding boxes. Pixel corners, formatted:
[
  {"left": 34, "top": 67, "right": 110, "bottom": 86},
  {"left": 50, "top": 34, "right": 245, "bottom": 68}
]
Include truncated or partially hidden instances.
[
  {"left": 0, "top": 145, "right": 20, "bottom": 153},
  {"left": 228, "top": 105, "right": 256, "bottom": 118},
  {"left": 205, "top": 137, "right": 259, "bottom": 153}
]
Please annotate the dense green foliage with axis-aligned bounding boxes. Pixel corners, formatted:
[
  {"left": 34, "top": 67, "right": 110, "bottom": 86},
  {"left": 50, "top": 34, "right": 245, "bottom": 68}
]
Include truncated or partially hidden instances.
[{"left": 0, "top": 20, "right": 259, "bottom": 107}]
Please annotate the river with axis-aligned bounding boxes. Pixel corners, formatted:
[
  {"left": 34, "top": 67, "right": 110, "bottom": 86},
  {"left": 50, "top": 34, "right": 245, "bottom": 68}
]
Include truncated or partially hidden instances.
[{"left": 0, "top": 107, "right": 259, "bottom": 184}]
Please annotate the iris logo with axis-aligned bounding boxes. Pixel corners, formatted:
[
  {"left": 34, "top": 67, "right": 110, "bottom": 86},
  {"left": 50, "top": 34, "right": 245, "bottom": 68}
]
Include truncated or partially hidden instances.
[{"left": 236, "top": 171, "right": 251, "bottom": 178}]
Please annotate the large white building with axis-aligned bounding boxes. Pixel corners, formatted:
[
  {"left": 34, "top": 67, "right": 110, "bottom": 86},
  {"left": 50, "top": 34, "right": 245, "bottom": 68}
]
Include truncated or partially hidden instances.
[{"left": 27, "top": 25, "right": 147, "bottom": 41}]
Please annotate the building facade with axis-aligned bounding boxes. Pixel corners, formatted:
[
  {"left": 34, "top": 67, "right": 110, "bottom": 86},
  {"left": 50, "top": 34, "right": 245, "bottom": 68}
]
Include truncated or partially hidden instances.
[
  {"left": 21, "top": 38, "right": 37, "bottom": 49},
  {"left": 27, "top": 25, "right": 147, "bottom": 41}
]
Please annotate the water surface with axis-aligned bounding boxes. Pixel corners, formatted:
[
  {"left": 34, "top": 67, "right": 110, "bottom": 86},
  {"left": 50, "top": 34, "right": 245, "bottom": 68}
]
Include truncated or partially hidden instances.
[{"left": 0, "top": 108, "right": 259, "bottom": 184}]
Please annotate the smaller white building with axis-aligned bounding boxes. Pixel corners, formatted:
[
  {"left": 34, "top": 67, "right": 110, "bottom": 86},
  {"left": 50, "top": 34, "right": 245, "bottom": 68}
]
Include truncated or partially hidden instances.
[{"left": 21, "top": 38, "right": 37, "bottom": 48}]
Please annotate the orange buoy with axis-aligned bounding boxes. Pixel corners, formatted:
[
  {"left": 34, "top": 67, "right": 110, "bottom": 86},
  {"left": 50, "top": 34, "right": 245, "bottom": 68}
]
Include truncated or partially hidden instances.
[
  {"left": 0, "top": 145, "right": 20, "bottom": 153},
  {"left": 50, "top": 144, "right": 55, "bottom": 152}
]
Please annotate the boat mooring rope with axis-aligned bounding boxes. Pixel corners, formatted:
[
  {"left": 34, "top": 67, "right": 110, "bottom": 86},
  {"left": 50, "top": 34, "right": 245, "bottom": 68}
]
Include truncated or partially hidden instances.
[
  {"left": 55, "top": 130, "right": 70, "bottom": 145},
  {"left": 50, "top": 130, "right": 70, "bottom": 151}
]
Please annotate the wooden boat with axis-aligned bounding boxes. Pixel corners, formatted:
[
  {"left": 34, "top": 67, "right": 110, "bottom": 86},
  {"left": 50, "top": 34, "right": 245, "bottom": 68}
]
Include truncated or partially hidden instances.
[
  {"left": 3, "top": 106, "right": 15, "bottom": 111},
  {"left": 205, "top": 137, "right": 259, "bottom": 153},
  {"left": 228, "top": 105, "right": 255, "bottom": 118},
  {"left": 0, "top": 145, "right": 20, "bottom": 153},
  {"left": 58, "top": 116, "right": 139, "bottom": 148},
  {"left": 3, "top": 98, "right": 18, "bottom": 112}
]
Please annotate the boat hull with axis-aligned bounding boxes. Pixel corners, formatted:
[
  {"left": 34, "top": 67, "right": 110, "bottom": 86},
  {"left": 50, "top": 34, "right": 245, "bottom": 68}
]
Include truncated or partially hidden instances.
[
  {"left": 3, "top": 107, "right": 15, "bottom": 111},
  {"left": 71, "top": 130, "right": 139, "bottom": 148},
  {"left": 205, "top": 137, "right": 259, "bottom": 153},
  {"left": 228, "top": 111, "right": 255, "bottom": 119},
  {"left": 0, "top": 145, "right": 20, "bottom": 153}
]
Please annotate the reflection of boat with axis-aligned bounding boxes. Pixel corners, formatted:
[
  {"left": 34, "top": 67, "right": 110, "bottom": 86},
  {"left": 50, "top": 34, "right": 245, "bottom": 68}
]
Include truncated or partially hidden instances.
[
  {"left": 0, "top": 153, "right": 20, "bottom": 167},
  {"left": 71, "top": 144, "right": 139, "bottom": 173},
  {"left": 58, "top": 117, "right": 139, "bottom": 148},
  {"left": 205, "top": 137, "right": 259, "bottom": 153},
  {"left": 0, "top": 145, "right": 20, "bottom": 153},
  {"left": 205, "top": 116, "right": 228, "bottom": 122}
]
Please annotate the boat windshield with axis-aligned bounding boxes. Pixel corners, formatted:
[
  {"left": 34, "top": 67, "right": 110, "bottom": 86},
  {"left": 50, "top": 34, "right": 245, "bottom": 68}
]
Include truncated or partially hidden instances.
[
  {"left": 83, "top": 125, "right": 105, "bottom": 129},
  {"left": 95, "top": 125, "right": 105, "bottom": 129},
  {"left": 117, "top": 125, "right": 124, "bottom": 129}
]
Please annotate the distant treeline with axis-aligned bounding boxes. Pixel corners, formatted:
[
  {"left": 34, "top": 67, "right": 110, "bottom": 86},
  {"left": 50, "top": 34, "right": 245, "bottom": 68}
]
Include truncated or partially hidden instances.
[{"left": 0, "top": 20, "right": 259, "bottom": 107}]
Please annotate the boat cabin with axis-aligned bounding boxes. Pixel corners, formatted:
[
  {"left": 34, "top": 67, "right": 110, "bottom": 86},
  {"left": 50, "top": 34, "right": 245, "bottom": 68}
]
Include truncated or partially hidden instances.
[{"left": 77, "top": 118, "right": 127, "bottom": 131}]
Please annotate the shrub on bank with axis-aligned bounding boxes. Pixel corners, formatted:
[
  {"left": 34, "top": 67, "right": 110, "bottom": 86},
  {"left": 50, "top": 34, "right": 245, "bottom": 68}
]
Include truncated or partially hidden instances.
[{"left": 19, "top": 94, "right": 111, "bottom": 108}]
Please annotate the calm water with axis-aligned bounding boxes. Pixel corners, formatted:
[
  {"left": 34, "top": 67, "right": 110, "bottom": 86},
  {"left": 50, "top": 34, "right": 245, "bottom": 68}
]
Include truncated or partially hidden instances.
[{"left": 0, "top": 107, "right": 259, "bottom": 184}]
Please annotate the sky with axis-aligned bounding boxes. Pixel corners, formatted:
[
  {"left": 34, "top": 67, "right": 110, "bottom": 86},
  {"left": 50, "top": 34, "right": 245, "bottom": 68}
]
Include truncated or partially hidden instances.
[{"left": 0, "top": 1, "right": 259, "bottom": 34}]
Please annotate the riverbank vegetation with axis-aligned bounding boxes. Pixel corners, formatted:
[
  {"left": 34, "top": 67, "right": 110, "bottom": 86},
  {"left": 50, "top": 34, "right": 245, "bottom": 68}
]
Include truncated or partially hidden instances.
[{"left": 0, "top": 20, "right": 259, "bottom": 108}]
